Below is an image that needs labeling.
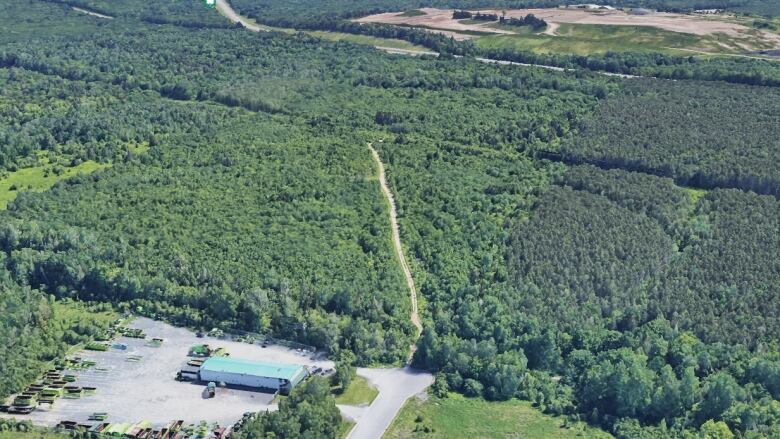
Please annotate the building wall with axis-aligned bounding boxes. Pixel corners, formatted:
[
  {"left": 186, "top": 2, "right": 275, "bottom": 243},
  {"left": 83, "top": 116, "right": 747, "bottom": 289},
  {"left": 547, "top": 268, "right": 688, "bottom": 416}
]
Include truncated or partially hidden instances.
[{"left": 199, "top": 369, "right": 289, "bottom": 390}]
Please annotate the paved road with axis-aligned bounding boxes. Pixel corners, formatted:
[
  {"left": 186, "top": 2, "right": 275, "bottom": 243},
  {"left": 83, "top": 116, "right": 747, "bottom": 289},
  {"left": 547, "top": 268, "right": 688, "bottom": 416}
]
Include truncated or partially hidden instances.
[
  {"left": 216, "top": 0, "right": 265, "bottom": 32},
  {"left": 345, "top": 367, "right": 434, "bottom": 439}
]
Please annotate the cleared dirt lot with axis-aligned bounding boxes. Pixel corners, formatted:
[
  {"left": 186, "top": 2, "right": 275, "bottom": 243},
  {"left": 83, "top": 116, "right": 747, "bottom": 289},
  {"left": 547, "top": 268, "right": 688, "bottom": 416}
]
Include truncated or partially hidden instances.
[
  {"left": 6, "top": 318, "right": 332, "bottom": 428},
  {"left": 357, "top": 8, "right": 780, "bottom": 47}
]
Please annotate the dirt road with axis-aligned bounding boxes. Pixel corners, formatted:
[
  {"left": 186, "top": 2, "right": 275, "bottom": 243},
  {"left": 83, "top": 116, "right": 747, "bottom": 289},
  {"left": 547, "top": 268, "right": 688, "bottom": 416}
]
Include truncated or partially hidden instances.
[
  {"left": 215, "top": 0, "right": 265, "bottom": 32},
  {"left": 369, "top": 144, "right": 422, "bottom": 339},
  {"left": 71, "top": 6, "right": 113, "bottom": 19}
]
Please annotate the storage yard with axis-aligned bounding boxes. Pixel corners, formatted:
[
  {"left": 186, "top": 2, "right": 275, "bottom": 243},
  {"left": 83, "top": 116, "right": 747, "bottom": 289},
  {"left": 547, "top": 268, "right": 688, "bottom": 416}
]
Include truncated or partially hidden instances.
[{"left": 0, "top": 317, "right": 333, "bottom": 428}]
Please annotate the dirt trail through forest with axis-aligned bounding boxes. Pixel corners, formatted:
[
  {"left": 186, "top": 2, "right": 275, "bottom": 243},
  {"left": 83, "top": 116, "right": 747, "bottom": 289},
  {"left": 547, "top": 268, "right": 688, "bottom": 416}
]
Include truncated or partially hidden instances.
[{"left": 369, "top": 144, "right": 423, "bottom": 346}]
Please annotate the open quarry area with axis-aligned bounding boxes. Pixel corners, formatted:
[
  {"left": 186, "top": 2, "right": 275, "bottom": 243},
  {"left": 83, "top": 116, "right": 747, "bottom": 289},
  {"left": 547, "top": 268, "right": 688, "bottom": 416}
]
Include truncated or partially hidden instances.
[{"left": 356, "top": 7, "right": 780, "bottom": 53}]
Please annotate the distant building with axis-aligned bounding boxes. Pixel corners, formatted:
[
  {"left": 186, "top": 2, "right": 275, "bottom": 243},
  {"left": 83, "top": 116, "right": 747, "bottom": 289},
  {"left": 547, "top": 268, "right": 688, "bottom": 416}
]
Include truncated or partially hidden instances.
[
  {"left": 199, "top": 357, "right": 308, "bottom": 395},
  {"left": 694, "top": 9, "right": 722, "bottom": 14}
]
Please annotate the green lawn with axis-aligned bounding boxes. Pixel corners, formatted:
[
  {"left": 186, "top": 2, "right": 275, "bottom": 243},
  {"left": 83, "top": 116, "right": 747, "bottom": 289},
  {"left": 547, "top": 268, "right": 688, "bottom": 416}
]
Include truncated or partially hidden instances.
[
  {"left": 476, "top": 23, "right": 764, "bottom": 56},
  {"left": 305, "top": 31, "right": 428, "bottom": 51},
  {"left": 334, "top": 376, "right": 379, "bottom": 406},
  {"left": 384, "top": 393, "right": 613, "bottom": 439},
  {"left": 339, "top": 420, "right": 356, "bottom": 439},
  {"left": 0, "top": 159, "right": 109, "bottom": 209},
  {"left": 0, "top": 430, "right": 67, "bottom": 439}
]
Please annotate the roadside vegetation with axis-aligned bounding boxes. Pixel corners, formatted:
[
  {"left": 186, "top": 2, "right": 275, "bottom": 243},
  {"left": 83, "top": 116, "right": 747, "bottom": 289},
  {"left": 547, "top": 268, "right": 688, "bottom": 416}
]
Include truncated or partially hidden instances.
[
  {"left": 385, "top": 393, "right": 612, "bottom": 438},
  {"left": 333, "top": 376, "right": 379, "bottom": 406}
]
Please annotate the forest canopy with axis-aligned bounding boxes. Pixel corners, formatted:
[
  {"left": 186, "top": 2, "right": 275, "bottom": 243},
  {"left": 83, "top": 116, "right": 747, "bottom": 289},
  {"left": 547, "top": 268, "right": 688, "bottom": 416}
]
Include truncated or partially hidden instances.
[{"left": 1, "top": 1, "right": 779, "bottom": 438}]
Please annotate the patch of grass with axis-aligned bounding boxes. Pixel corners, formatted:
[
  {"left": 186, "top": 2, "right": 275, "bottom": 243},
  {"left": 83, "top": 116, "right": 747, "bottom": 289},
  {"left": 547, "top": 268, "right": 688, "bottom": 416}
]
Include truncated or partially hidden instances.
[
  {"left": 0, "top": 157, "right": 110, "bottom": 209},
  {"left": 398, "top": 10, "right": 426, "bottom": 18},
  {"left": 477, "top": 23, "right": 705, "bottom": 55},
  {"left": 338, "top": 420, "right": 355, "bottom": 439},
  {"left": 474, "top": 22, "right": 770, "bottom": 56},
  {"left": 129, "top": 141, "right": 151, "bottom": 155},
  {"left": 305, "top": 30, "right": 428, "bottom": 51},
  {"left": 333, "top": 376, "right": 379, "bottom": 406},
  {"left": 458, "top": 18, "right": 498, "bottom": 25},
  {"left": 684, "top": 187, "right": 708, "bottom": 205},
  {"left": 385, "top": 393, "right": 613, "bottom": 439},
  {"left": 0, "top": 430, "right": 69, "bottom": 439}
]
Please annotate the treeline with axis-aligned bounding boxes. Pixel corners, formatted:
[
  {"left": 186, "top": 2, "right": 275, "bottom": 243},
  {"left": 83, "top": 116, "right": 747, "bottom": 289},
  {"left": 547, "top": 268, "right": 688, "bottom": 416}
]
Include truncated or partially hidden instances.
[
  {"left": 235, "top": 378, "right": 342, "bottom": 439},
  {"left": 480, "top": 48, "right": 780, "bottom": 87},
  {"left": 556, "top": 79, "right": 780, "bottom": 197},
  {"left": 39, "top": 0, "right": 234, "bottom": 29},
  {"left": 0, "top": 270, "right": 114, "bottom": 400},
  {"left": 500, "top": 14, "right": 548, "bottom": 30},
  {"left": 451, "top": 11, "right": 500, "bottom": 21}
]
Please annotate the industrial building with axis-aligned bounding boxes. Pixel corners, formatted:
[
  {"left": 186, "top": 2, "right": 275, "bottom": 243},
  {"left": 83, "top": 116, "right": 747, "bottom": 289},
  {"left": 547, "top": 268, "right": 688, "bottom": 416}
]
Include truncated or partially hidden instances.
[{"left": 198, "top": 357, "right": 308, "bottom": 394}]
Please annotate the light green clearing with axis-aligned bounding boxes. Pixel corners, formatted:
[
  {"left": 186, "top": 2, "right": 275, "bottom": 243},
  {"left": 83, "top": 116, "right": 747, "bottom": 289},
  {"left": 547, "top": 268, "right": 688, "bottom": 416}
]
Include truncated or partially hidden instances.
[
  {"left": 334, "top": 376, "right": 379, "bottom": 406},
  {"left": 0, "top": 431, "right": 67, "bottom": 439},
  {"left": 476, "top": 22, "right": 774, "bottom": 55},
  {"left": 0, "top": 159, "right": 109, "bottom": 209},
  {"left": 684, "top": 187, "right": 708, "bottom": 205},
  {"left": 384, "top": 393, "right": 613, "bottom": 439},
  {"left": 304, "top": 31, "right": 428, "bottom": 51},
  {"left": 0, "top": 143, "right": 149, "bottom": 210}
]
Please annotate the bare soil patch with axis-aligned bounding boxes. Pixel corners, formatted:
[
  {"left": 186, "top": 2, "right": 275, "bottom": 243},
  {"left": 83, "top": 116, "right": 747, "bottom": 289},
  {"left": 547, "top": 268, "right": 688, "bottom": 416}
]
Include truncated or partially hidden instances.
[{"left": 357, "top": 7, "right": 780, "bottom": 48}]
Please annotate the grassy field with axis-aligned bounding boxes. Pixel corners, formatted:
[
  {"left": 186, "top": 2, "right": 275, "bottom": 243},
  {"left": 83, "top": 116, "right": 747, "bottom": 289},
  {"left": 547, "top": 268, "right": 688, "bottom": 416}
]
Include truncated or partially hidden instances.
[
  {"left": 305, "top": 30, "right": 429, "bottom": 51},
  {"left": 0, "top": 158, "right": 109, "bottom": 209},
  {"left": 0, "top": 430, "right": 67, "bottom": 439},
  {"left": 334, "top": 376, "right": 379, "bottom": 406},
  {"left": 339, "top": 420, "right": 356, "bottom": 439},
  {"left": 384, "top": 393, "right": 613, "bottom": 439},
  {"left": 476, "top": 23, "right": 776, "bottom": 56}
]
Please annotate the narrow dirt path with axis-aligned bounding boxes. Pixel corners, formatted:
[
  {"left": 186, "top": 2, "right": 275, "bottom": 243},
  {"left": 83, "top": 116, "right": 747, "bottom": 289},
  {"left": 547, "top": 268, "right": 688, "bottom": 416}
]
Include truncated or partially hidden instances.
[{"left": 369, "top": 144, "right": 422, "bottom": 343}]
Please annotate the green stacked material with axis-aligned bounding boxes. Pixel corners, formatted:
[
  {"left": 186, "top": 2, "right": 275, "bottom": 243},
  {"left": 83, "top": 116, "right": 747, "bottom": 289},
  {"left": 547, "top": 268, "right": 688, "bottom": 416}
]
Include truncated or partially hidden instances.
[{"left": 85, "top": 342, "right": 109, "bottom": 351}]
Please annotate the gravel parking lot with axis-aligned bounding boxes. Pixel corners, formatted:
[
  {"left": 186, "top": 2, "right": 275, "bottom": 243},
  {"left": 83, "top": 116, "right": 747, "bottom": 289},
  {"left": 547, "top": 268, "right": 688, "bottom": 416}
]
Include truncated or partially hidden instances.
[{"left": 13, "top": 317, "right": 333, "bottom": 428}]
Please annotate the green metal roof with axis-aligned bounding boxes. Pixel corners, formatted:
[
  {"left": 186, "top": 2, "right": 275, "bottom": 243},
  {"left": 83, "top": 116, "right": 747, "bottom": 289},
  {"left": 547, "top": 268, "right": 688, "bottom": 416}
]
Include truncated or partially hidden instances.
[{"left": 200, "top": 357, "right": 307, "bottom": 382}]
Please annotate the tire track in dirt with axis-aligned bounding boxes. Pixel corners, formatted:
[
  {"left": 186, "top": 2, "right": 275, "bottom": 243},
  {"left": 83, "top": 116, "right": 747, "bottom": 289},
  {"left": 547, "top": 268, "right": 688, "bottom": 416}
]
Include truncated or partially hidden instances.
[{"left": 369, "top": 143, "right": 423, "bottom": 353}]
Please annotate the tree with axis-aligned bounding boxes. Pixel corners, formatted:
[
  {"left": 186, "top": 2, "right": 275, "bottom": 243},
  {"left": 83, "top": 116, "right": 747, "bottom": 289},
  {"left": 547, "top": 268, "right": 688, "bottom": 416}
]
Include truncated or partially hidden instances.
[
  {"left": 699, "top": 420, "right": 734, "bottom": 439},
  {"left": 237, "top": 378, "right": 341, "bottom": 439},
  {"left": 697, "top": 373, "right": 744, "bottom": 424},
  {"left": 332, "top": 351, "right": 356, "bottom": 394}
]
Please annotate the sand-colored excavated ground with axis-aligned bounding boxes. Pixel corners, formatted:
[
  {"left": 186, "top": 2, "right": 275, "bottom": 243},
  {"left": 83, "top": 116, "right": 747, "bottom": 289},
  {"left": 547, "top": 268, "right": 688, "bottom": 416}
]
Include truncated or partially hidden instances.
[{"left": 356, "top": 7, "right": 780, "bottom": 47}]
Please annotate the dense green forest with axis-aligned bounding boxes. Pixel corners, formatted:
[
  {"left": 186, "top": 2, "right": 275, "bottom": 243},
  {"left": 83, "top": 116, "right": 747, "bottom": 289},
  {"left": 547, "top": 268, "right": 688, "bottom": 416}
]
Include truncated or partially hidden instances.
[
  {"left": 235, "top": 378, "right": 343, "bottom": 438},
  {"left": 1, "top": 1, "right": 780, "bottom": 437},
  {"left": 556, "top": 80, "right": 780, "bottom": 196}
]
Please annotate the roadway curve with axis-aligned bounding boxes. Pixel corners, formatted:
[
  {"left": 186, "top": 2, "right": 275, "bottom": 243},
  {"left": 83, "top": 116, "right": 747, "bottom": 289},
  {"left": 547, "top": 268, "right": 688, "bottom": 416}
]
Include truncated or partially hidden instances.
[{"left": 215, "top": 0, "right": 265, "bottom": 32}]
